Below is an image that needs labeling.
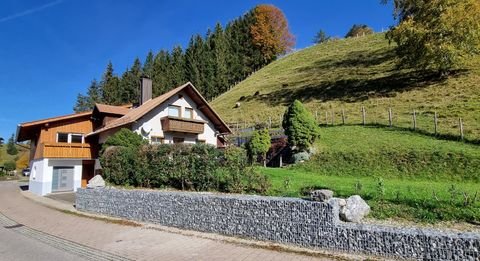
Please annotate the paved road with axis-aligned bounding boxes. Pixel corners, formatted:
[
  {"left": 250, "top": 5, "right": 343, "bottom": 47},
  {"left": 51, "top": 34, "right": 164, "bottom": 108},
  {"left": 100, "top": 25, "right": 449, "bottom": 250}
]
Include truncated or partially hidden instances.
[
  {"left": 0, "top": 224, "right": 83, "bottom": 261},
  {"left": 0, "top": 182, "right": 337, "bottom": 261}
]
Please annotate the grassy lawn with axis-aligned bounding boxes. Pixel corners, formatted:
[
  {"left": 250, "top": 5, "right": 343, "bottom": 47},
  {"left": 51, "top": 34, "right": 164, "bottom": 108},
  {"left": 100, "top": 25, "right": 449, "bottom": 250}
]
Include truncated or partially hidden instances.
[
  {"left": 262, "top": 167, "right": 480, "bottom": 223},
  {"left": 260, "top": 126, "right": 480, "bottom": 223},
  {"left": 212, "top": 33, "right": 480, "bottom": 140}
]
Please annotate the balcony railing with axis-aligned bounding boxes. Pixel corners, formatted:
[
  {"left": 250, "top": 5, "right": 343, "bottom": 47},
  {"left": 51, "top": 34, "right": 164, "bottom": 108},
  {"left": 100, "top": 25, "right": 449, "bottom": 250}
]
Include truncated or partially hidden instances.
[
  {"left": 35, "top": 142, "right": 94, "bottom": 159},
  {"left": 161, "top": 116, "right": 205, "bottom": 134}
]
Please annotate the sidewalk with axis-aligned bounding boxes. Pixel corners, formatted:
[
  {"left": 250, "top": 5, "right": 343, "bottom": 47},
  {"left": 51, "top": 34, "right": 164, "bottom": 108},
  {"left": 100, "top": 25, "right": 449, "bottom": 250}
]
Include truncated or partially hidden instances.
[{"left": 0, "top": 182, "right": 350, "bottom": 261}]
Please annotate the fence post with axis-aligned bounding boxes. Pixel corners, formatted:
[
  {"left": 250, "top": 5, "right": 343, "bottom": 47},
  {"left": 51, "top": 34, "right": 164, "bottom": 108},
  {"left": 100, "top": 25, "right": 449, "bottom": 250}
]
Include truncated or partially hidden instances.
[
  {"left": 434, "top": 111, "right": 438, "bottom": 135},
  {"left": 361, "top": 106, "right": 366, "bottom": 126},
  {"left": 412, "top": 110, "right": 417, "bottom": 131},
  {"left": 268, "top": 117, "right": 272, "bottom": 129},
  {"left": 331, "top": 111, "right": 335, "bottom": 125},
  {"left": 388, "top": 107, "right": 393, "bottom": 127},
  {"left": 342, "top": 109, "right": 345, "bottom": 125},
  {"left": 325, "top": 111, "right": 328, "bottom": 126},
  {"left": 459, "top": 118, "right": 464, "bottom": 140},
  {"left": 315, "top": 110, "right": 318, "bottom": 123}
]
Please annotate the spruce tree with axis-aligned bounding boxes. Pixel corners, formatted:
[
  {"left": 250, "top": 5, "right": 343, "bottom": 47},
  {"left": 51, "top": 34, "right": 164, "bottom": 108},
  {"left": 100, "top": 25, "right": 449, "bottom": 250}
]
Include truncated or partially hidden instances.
[
  {"left": 152, "top": 50, "right": 171, "bottom": 96},
  {"left": 184, "top": 35, "right": 204, "bottom": 91},
  {"left": 143, "top": 50, "right": 154, "bottom": 78},
  {"left": 282, "top": 100, "right": 320, "bottom": 151},
  {"left": 74, "top": 79, "right": 102, "bottom": 112},
  {"left": 210, "top": 23, "right": 229, "bottom": 95},
  {"left": 169, "top": 45, "right": 186, "bottom": 87},
  {"left": 119, "top": 58, "right": 143, "bottom": 104},
  {"left": 6, "top": 134, "right": 18, "bottom": 155},
  {"left": 100, "top": 61, "right": 121, "bottom": 105}
]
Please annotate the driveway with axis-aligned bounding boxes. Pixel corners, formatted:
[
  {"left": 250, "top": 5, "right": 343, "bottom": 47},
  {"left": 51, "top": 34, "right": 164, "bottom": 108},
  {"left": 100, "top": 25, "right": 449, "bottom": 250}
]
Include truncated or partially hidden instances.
[{"left": 0, "top": 182, "right": 338, "bottom": 261}]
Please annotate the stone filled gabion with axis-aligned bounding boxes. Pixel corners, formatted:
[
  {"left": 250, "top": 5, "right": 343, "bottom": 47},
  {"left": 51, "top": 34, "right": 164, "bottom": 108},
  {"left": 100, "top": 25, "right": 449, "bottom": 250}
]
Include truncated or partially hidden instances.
[{"left": 76, "top": 188, "right": 480, "bottom": 261}]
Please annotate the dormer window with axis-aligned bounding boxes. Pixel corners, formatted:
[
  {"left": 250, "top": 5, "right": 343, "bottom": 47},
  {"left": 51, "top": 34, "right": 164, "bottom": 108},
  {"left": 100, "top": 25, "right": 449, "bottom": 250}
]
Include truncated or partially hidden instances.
[
  {"left": 168, "top": 105, "right": 180, "bottom": 117},
  {"left": 57, "top": 133, "right": 84, "bottom": 144}
]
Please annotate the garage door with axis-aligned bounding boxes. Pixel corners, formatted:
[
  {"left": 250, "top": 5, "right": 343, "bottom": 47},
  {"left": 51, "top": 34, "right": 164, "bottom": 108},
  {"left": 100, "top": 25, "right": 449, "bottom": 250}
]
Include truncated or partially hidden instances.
[{"left": 52, "top": 167, "right": 74, "bottom": 192}]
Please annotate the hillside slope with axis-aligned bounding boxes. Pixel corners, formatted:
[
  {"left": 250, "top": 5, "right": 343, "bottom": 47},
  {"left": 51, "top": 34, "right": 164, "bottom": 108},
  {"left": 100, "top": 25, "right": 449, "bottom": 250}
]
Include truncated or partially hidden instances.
[{"left": 212, "top": 34, "right": 480, "bottom": 140}]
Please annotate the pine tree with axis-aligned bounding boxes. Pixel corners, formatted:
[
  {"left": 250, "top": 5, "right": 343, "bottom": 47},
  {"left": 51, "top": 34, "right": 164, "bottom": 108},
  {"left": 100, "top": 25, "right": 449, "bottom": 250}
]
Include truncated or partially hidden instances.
[{"left": 6, "top": 134, "right": 18, "bottom": 155}]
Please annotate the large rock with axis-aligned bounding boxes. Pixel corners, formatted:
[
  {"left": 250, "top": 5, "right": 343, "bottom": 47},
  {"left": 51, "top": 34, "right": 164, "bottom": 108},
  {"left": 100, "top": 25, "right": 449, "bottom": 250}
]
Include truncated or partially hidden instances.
[
  {"left": 87, "top": 175, "right": 105, "bottom": 188},
  {"left": 339, "top": 195, "right": 370, "bottom": 223},
  {"left": 310, "top": 189, "right": 334, "bottom": 202}
]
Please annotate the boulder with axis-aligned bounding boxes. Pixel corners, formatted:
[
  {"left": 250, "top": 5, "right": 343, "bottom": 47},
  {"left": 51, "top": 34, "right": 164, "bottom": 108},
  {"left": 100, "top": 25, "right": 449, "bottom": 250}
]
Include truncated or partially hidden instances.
[
  {"left": 87, "top": 175, "right": 105, "bottom": 188},
  {"left": 339, "top": 195, "right": 370, "bottom": 223},
  {"left": 310, "top": 189, "right": 334, "bottom": 202}
]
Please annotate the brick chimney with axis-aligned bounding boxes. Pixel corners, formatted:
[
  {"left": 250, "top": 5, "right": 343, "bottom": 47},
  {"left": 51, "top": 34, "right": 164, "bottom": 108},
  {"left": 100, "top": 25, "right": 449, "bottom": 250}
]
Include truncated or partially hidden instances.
[{"left": 139, "top": 78, "right": 152, "bottom": 105}]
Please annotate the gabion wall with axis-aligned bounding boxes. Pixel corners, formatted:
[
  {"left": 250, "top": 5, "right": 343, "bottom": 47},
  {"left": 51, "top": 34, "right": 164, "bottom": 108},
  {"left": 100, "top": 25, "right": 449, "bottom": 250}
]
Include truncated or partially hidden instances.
[{"left": 76, "top": 188, "right": 479, "bottom": 260}]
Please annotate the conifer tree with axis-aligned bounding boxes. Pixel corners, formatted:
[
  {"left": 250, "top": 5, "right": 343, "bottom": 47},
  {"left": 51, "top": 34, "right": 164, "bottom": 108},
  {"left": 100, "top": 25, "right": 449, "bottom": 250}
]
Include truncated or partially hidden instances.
[
  {"left": 143, "top": 50, "right": 154, "bottom": 78},
  {"left": 169, "top": 45, "right": 186, "bottom": 87},
  {"left": 152, "top": 50, "right": 171, "bottom": 96},
  {"left": 6, "top": 134, "right": 18, "bottom": 155},
  {"left": 185, "top": 35, "right": 204, "bottom": 91},
  {"left": 100, "top": 61, "right": 121, "bottom": 105},
  {"left": 119, "top": 58, "right": 143, "bottom": 104},
  {"left": 74, "top": 79, "right": 102, "bottom": 112}
]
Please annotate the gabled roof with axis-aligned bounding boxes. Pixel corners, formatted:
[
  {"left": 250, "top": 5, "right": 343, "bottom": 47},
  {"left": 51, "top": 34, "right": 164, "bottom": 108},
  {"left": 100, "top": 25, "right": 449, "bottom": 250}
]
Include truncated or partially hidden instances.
[
  {"left": 88, "top": 82, "right": 232, "bottom": 136},
  {"left": 16, "top": 111, "right": 92, "bottom": 142},
  {"left": 94, "top": 103, "right": 131, "bottom": 116}
]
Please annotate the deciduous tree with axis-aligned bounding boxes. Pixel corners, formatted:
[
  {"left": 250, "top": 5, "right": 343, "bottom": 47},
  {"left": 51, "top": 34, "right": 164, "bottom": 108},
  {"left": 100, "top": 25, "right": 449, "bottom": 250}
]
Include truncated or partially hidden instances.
[
  {"left": 247, "top": 129, "right": 271, "bottom": 167},
  {"left": 250, "top": 4, "right": 295, "bottom": 63},
  {"left": 385, "top": 0, "right": 480, "bottom": 73}
]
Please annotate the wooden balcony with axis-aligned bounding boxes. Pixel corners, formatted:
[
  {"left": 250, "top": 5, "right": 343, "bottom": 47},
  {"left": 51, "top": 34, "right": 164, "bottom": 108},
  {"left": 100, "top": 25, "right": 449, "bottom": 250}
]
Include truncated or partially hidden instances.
[
  {"left": 35, "top": 142, "right": 94, "bottom": 159},
  {"left": 161, "top": 116, "right": 205, "bottom": 134}
]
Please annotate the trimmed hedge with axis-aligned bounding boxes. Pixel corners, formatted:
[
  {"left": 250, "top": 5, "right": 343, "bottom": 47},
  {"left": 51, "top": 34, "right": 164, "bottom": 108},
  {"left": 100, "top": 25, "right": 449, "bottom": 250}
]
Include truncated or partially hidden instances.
[{"left": 100, "top": 143, "right": 270, "bottom": 194}]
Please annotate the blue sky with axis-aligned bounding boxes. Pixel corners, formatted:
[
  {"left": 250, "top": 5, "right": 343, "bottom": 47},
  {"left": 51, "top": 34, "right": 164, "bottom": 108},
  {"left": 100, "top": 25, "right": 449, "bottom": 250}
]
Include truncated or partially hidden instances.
[{"left": 0, "top": 0, "right": 394, "bottom": 140}]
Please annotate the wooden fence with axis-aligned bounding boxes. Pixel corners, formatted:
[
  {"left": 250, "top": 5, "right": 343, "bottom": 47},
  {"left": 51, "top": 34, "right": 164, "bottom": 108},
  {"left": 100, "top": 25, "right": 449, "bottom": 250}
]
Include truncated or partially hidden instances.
[{"left": 227, "top": 105, "right": 480, "bottom": 143}]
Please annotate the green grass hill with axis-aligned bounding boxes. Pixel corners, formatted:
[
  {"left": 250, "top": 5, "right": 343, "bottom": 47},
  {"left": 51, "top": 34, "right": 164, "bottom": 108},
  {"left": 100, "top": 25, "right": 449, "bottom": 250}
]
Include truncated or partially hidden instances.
[{"left": 212, "top": 33, "right": 480, "bottom": 140}]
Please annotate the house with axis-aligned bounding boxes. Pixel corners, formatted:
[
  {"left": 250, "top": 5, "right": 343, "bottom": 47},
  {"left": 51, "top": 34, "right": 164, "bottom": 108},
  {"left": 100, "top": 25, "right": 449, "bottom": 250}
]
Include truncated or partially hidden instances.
[{"left": 16, "top": 79, "right": 232, "bottom": 196}]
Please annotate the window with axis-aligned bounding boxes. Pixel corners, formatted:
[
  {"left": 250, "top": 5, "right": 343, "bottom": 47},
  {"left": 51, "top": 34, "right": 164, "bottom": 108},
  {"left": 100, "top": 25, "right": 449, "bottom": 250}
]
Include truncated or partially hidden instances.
[
  {"left": 57, "top": 133, "right": 83, "bottom": 144},
  {"left": 168, "top": 105, "right": 180, "bottom": 117},
  {"left": 151, "top": 136, "right": 164, "bottom": 144},
  {"left": 173, "top": 137, "right": 184, "bottom": 144},
  {"left": 57, "top": 133, "right": 69, "bottom": 143},
  {"left": 71, "top": 134, "right": 83, "bottom": 143},
  {"left": 184, "top": 108, "right": 193, "bottom": 119}
]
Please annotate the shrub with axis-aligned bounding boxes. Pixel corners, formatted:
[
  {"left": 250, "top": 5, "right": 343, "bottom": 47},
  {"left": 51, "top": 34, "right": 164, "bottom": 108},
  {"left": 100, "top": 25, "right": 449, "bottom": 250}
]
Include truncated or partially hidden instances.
[
  {"left": 292, "top": 152, "right": 310, "bottom": 163},
  {"left": 4, "top": 161, "right": 16, "bottom": 172},
  {"left": 100, "top": 146, "right": 137, "bottom": 185},
  {"left": 282, "top": 100, "right": 320, "bottom": 151},
  {"left": 102, "top": 128, "right": 146, "bottom": 152},
  {"left": 101, "top": 142, "right": 271, "bottom": 194}
]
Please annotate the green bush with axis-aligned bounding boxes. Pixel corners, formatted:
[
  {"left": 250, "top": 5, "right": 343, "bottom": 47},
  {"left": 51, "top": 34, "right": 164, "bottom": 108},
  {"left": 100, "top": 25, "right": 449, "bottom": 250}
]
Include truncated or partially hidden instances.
[
  {"left": 4, "top": 161, "right": 16, "bottom": 172},
  {"left": 100, "top": 143, "right": 270, "bottom": 194},
  {"left": 102, "top": 128, "right": 147, "bottom": 152}
]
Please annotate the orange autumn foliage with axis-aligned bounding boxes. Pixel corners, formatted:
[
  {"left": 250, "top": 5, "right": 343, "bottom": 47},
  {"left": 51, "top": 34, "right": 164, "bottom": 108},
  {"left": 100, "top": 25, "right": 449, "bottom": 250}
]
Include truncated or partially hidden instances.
[{"left": 250, "top": 4, "right": 295, "bottom": 62}]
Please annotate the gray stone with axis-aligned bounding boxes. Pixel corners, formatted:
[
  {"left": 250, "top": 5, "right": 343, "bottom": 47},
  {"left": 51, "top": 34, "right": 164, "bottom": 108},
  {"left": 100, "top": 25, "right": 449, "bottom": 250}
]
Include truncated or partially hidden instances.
[
  {"left": 86, "top": 175, "right": 105, "bottom": 188},
  {"left": 310, "top": 189, "right": 334, "bottom": 202},
  {"left": 339, "top": 195, "right": 370, "bottom": 223}
]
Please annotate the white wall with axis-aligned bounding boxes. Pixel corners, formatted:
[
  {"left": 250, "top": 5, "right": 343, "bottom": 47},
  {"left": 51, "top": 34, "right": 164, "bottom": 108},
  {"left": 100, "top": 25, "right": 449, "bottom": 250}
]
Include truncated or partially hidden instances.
[
  {"left": 132, "top": 90, "right": 219, "bottom": 146},
  {"left": 29, "top": 158, "right": 83, "bottom": 196}
]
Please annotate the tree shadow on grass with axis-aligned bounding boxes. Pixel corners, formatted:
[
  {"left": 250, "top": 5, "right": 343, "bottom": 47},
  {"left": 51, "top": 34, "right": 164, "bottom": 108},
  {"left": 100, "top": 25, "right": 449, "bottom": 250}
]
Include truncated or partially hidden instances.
[{"left": 238, "top": 48, "right": 466, "bottom": 106}]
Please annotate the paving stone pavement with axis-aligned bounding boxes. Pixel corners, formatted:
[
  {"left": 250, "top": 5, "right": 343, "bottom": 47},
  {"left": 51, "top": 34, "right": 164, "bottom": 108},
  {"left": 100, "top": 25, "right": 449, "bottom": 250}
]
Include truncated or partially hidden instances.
[{"left": 0, "top": 182, "right": 338, "bottom": 261}]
